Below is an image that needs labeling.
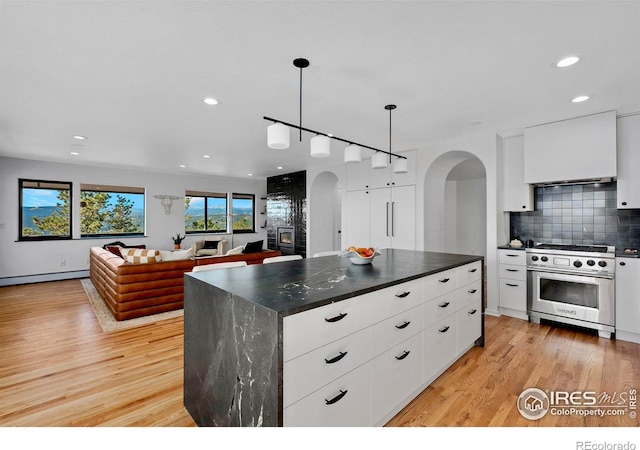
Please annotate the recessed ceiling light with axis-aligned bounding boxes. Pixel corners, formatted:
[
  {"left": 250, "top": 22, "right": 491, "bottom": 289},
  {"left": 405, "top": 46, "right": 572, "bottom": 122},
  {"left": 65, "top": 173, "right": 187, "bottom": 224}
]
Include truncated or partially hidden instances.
[
  {"left": 73, "top": 135, "right": 87, "bottom": 140},
  {"left": 277, "top": 166, "right": 284, "bottom": 170},
  {"left": 203, "top": 97, "right": 219, "bottom": 105},
  {"left": 69, "top": 151, "right": 80, "bottom": 156},
  {"left": 179, "top": 164, "right": 187, "bottom": 168},
  {"left": 555, "top": 56, "right": 580, "bottom": 68},
  {"left": 248, "top": 173, "right": 253, "bottom": 176},
  {"left": 571, "top": 95, "right": 590, "bottom": 103},
  {"left": 468, "top": 120, "right": 483, "bottom": 126},
  {"left": 202, "top": 154, "right": 211, "bottom": 158}
]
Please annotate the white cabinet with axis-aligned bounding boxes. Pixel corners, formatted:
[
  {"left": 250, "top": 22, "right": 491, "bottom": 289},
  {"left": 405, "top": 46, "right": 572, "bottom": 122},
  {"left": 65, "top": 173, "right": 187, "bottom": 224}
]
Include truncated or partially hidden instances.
[
  {"left": 498, "top": 249, "right": 527, "bottom": 320},
  {"left": 345, "top": 185, "right": 416, "bottom": 250},
  {"left": 615, "top": 257, "right": 640, "bottom": 344},
  {"left": 502, "top": 135, "right": 533, "bottom": 212},
  {"left": 616, "top": 113, "right": 640, "bottom": 209},
  {"left": 524, "top": 110, "right": 617, "bottom": 184},
  {"left": 283, "top": 261, "right": 483, "bottom": 427},
  {"left": 345, "top": 159, "right": 371, "bottom": 191}
]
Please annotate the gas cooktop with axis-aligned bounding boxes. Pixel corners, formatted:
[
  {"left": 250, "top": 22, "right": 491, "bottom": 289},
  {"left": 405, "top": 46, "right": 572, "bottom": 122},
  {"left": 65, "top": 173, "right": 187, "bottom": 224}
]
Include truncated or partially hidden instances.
[{"left": 533, "top": 244, "right": 612, "bottom": 253}]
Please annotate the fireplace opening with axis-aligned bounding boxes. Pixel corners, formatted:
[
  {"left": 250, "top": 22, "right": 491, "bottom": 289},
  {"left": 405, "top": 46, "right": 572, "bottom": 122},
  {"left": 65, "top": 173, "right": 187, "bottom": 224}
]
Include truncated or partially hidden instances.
[{"left": 277, "top": 226, "right": 295, "bottom": 255}]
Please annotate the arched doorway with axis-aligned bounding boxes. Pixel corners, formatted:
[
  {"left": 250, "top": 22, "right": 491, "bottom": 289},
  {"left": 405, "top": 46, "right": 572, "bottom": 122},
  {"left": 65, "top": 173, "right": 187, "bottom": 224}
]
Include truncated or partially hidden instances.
[
  {"left": 309, "top": 171, "right": 342, "bottom": 256},
  {"left": 424, "top": 151, "right": 487, "bottom": 258}
]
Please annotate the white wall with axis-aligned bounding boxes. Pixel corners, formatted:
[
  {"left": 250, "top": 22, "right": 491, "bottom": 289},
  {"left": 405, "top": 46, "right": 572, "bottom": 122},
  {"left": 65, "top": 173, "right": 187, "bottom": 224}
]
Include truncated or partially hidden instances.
[
  {"left": 0, "top": 156, "right": 267, "bottom": 283},
  {"left": 444, "top": 180, "right": 457, "bottom": 251},
  {"left": 455, "top": 178, "right": 487, "bottom": 258}
]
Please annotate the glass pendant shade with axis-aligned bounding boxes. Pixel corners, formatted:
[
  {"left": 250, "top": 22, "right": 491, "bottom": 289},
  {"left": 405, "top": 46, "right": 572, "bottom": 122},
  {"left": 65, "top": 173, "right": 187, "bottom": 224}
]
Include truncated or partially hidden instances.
[
  {"left": 267, "top": 123, "right": 290, "bottom": 149},
  {"left": 344, "top": 144, "right": 362, "bottom": 163},
  {"left": 371, "top": 151, "right": 389, "bottom": 169},
  {"left": 393, "top": 157, "right": 408, "bottom": 174},
  {"left": 310, "top": 135, "right": 331, "bottom": 158}
]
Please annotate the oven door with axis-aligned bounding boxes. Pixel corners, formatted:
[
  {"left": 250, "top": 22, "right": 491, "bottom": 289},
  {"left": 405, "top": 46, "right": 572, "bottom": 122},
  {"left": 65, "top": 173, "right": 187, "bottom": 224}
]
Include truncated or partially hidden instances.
[{"left": 527, "top": 269, "right": 614, "bottom": 327}]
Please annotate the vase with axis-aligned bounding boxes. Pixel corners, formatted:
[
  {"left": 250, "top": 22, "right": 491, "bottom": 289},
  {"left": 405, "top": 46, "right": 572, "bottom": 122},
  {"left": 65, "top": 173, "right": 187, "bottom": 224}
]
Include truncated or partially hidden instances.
[{"left": 174, "top": 244, "right": 181, "bottom": 250}]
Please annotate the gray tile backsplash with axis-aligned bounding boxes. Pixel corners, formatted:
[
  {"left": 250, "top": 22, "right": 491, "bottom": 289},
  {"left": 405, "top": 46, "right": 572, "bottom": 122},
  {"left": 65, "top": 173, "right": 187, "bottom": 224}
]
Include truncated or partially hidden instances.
[{"left": 510, "top": 182, "right": 640, "bottom": 250}]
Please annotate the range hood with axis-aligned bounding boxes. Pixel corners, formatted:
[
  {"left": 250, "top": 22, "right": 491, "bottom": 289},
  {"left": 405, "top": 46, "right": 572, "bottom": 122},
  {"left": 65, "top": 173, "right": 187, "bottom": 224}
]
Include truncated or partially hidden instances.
[{"left": 524, "top": 111, "right": 617, "bottom": 186}]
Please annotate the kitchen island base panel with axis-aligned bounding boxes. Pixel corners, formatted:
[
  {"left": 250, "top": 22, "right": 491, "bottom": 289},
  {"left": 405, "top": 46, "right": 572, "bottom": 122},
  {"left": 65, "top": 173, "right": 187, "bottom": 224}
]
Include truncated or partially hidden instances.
[{"left": 183, "top": 281, "right": 280, "bottom": 427}]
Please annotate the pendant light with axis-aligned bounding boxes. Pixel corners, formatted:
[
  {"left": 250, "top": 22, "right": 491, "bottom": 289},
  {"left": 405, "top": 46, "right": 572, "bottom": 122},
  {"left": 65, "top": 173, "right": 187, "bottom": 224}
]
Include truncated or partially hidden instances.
[
  {"left": 310, "top": 134, "right": 330, "bottom": 157},
  {"left": 267, "top": 122, "right": 290, "bottom": 149},
  {"left": 344, "top": 144, "right": 362, "bottom": 163},
  {"left": 393, "top": 157, "right": 408, "bottom": 174},
  {"left": 371, "top": 151, "right": 388, "bottom": 169}
]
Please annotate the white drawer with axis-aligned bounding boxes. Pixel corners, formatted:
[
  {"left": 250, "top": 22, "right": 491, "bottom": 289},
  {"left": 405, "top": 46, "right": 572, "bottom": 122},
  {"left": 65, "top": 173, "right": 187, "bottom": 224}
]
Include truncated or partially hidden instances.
[
  {"left": 284, "top": 326, "right": 372, "bottom": 407},
  {"left": 424, "top": 268, "right": 457, "bottom": 300},
  {"left": 457, "top": 261, "right": 482, "bottom": 286},
  {"left": 458, "top": 298, "right": 482, "bottom": 353},
  {"left": 371, "top": 304, "right": 424, "bottom": 357},
  {"left": 498, "top": 250, "right": 526, "bottom": 266},
  {"left": 423, "top": 292, "right": 457, "bottom": 329},
  {"left": 370, "top": 278, "right": 425, "bottom": 324},
  {"left": 370, "top": 333, "right": 423, "bottom": 425},
  {"left": 423, "top": 314, "right": 458, "bottom": 384},
  {"left": 499, "top": 264, "right": 527, "bottom": 281},
  {"left": 499, "top": 279, "right": 527, "bottom": 312},
  {"left": 283, "top": 294, "right": 372, "bottom": 361},
  {"left": 456, "top": 280, "right": 482, "bottom": 310},
  {"left": 284, "top": 362, "right": 371, "bottom": 427}
]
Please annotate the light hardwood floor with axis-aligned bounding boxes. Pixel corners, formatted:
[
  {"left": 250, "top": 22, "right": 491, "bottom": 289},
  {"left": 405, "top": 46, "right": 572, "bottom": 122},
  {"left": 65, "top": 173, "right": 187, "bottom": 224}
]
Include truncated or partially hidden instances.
[{"left": 0, "top": 279, "right": 638, "bottom": 427}]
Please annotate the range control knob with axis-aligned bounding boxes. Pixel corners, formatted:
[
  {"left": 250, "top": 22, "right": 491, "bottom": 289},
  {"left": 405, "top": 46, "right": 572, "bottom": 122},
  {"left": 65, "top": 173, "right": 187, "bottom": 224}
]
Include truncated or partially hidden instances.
[
  {"left": 541, "top": 256, "right": 548, "bottom": 262},
  {"left": 531, "top": 256, "right": 539, "bottom": 261},
  {"left": 598, "top": 261, "right": 608, "bottom": 268},
  {"left": 586, "top": 260, "right": 596, "bottom": 266},
  {"left": 573, "top": 260, "right": 582, "bottom": 268}
]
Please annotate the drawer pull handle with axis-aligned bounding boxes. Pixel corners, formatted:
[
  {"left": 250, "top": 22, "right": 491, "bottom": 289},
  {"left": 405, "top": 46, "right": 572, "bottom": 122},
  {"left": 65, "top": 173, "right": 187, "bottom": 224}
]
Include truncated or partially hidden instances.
[
  {"left": 325, "top": 351, "right": 348, "bottom": 364},
  {"left": 395, "top": 321, "right": 411, "bottom": 329},
  {"left": 439, "top": 278, "right": 450, "bottom": 283},
  {"left": 468, "top": 309, "right": 478, "bottom": 315},
  {"left": 325, "top": 389, "right": 348, "bottom": 405},
  {"left": 468, "top": 268, "right": 477, "bottom": 273},
  {"left": 395, "top": 291, "right": 411, "bottom": 298},
  {"left": 505, "top": 269, "right": 519, "bottom": 272},
  {"left": 506, "top": 254, "right": 519, "bottom": 257},
  {"left": 395, "top": 350, "right": 411, "bottom": 360},
  {"left": 438, "top": 326, "right": 450, "bottom": 333},
  {"left": 506, "top": 283, "right": 519, "bottom": 287},
  {"left": 438, "top": 301, "right": 450, "bottom": 308},
  {"left": 325, "top": 312, "right": 348, "bottom": 323},
  {"left": 468, "top": 289, "right": 477, "bottom": 294}
]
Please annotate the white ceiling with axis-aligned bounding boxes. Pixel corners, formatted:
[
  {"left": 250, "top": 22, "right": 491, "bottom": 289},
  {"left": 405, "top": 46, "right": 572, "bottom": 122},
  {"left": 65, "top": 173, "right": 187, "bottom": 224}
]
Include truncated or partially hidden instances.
[{"left": 1, "top": 1, "right": 639, "bottom": 180}]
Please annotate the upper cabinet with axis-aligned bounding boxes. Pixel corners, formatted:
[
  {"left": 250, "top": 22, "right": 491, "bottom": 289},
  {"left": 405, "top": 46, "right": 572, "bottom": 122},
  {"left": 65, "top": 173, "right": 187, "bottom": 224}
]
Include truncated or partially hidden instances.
[
  {"left": 523, "top": 110, "right": 617, "bottom": 185},
  {"left": 346, "top": 150, "right": 416, "bottom": 191},
  {"left": 502, "top": 135, "right": 533, "bottom": 212},
  {"left": 616, "top": 113, "right": 640, "bottom": 209}
]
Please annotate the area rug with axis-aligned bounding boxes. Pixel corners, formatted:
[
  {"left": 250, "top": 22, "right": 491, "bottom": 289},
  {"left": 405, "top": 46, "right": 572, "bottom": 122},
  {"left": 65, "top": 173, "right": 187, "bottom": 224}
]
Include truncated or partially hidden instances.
[{"left": 80, "top": 278, "right": 183, "bottom": 332}]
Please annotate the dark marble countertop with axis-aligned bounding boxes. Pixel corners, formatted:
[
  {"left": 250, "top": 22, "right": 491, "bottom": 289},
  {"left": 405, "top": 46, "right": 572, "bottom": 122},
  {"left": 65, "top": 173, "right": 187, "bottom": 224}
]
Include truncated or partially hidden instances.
[
  {"left": 497, "top": 245, "right": 526, "bottom": 251},
  {"left": 616, "top": 249, "right": 640, "bottom": 258},
  {"left": 187, "top": 248, "right": 483, "bottom": 317}
]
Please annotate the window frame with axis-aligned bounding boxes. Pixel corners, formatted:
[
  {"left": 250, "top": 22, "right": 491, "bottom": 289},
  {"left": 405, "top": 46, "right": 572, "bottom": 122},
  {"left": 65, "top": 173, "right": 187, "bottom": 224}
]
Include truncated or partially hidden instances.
[
  {"left": 185, "top": 191, "right": 229, "bottom": 234},
  {"left": 18, "top": 178, "right": 73, "bottom": 241},
  {"left": 231, "top": 193, "right": 256, "bottom": 234},
  {"left": 80, "top": 183, "right": 145, "bottom": 238}
]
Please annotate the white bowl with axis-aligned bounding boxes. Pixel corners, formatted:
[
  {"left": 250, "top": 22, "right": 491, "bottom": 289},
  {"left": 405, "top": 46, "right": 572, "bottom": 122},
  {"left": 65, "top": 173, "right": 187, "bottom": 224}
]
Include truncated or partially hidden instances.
[
  {"left": 338, "top": 248, "right": 382, "bottom": 265},
  {"left": 509, "top": 243, "right": 523, "bottom": 248}
]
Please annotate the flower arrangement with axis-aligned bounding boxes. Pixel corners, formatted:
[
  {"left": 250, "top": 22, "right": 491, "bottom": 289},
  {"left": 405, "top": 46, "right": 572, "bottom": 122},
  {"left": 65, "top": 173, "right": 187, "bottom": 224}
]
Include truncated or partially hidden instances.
[{"left": 171, "top": 233, "right": 185, "bottom": 249}]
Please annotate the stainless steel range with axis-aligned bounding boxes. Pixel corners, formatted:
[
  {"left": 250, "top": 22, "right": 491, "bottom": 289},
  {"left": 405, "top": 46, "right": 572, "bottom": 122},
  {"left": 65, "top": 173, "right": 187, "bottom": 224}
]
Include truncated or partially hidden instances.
[{"left": 526, "top": 244, "right": 615, "bottom": 338}]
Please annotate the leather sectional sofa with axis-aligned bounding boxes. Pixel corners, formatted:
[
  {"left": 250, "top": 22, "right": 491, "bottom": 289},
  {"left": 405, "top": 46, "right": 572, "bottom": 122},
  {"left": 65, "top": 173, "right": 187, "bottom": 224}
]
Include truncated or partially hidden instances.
[{"left": 89, "top": 246, "right": 281, "bottom": 321}]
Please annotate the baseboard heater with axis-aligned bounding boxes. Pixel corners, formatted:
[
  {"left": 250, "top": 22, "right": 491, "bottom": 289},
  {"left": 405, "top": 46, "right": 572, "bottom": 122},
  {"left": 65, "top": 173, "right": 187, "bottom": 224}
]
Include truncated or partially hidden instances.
[{"left": 0, "top": 269, "right": 89, "bottom": 287}]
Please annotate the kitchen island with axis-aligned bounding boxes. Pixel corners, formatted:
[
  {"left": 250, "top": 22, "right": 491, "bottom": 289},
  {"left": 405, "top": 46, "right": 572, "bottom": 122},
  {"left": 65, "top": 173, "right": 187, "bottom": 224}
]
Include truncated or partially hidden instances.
[{"left": 183, "top": 249, "right": 484, "bottom": 427}]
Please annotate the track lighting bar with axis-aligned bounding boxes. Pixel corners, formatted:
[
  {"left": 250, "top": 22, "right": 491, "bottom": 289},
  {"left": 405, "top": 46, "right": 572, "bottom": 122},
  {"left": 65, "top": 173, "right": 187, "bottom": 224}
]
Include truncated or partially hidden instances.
[{"left": 263, "top": 116, "right": 408, "bottom": 160}]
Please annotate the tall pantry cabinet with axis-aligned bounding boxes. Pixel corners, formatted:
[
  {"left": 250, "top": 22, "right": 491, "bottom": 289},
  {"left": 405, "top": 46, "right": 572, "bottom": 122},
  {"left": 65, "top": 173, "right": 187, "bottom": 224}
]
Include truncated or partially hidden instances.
[{"left": 345, "top": 151, "right": 416, "bottom": 250}]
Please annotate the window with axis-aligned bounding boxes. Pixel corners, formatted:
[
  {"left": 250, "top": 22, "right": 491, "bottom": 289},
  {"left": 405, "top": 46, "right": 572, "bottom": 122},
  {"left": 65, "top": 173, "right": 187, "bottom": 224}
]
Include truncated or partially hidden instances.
[
  {"left": 80, "top": 184, "right": 145, "bottom": 237},
  {"left": 185, "top": 191, "right": 228, "bottom": 233},
  {"left": 19, "top": 179, "right": 72, "bottom": 240},
  {"left": 232, "top": 193, "right": 255, "bottom": 233}
]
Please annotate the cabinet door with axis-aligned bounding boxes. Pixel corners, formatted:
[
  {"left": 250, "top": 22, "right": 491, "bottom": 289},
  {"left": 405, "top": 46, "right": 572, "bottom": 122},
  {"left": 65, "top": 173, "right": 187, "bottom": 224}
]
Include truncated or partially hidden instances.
[
  {"left": 345, "top": 189, "right": 370, "bottom": 248},
  {"left": 423, "top": 314, "right": 457, "bottom": 384},
  {"left": 369, "top": 188, "right": 392, "bottom": 249},
  {"left": 389, "top": 185, "right": 416, "bottom": 250},
  {"left": 615, "top": 258, "right": 640, "bottom": 335},
  {"left": 616, "top": 114, "right": 640, "bottom": 209},
  {"left": 346, "top": 160, "right": 371, "bottom": 191},
  {"left": 369, "top": 164, "right": 393, "bottom": 189},
  {"left": 370, "top": 333, "right": 423, "bottom": 425},
  {"left": 391, "top": 150, "right": 417, "bottom": 188},
  {"left": 458, "top": 298, "right": 482, "bottom": 353},
  {"left": 503, "top": 135, "right": 533, "bottom": 211}
]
